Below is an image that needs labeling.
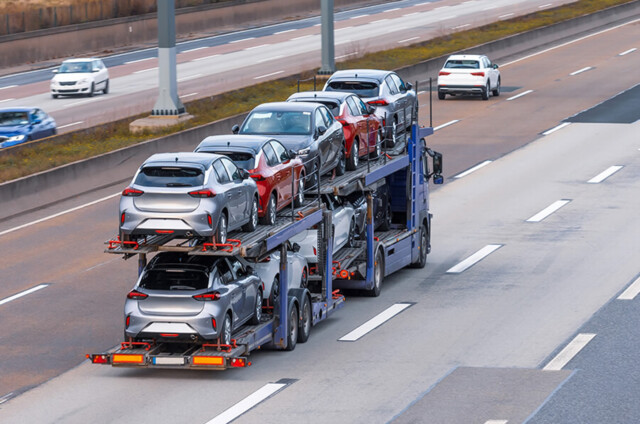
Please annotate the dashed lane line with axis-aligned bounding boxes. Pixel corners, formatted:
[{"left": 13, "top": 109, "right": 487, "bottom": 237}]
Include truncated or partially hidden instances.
[
  {"left": 446, "top": 245, "right": 503, "bottom": 274},
  {"left": 618, "top": 276, "right": 640, "bottom": 300},
  {"left": 542, "top": 122, "right": 571, "bottom": 135},
  {"left": 433, "top": 119, "right": 460, "bottom": 131},
  {"left": 587, "top": 165, "right": 623, "bottom": 183},
  {"left": 454, "top": 160, "right": 492, "bottom": 179},
  {"left": 543, "top": 333, "right": 596, "bottom": 371},
  {"left": 569, "top": 66, "right": 593, "bottom": 76},
  {"left": 0, "top": 284, "right": 50, "bottom": 306},
  {"left": 339, "top": 303, "right": 413, "bottom": 342},
  {"left": 526, "top": 200, "right": 571, "bottom": 222},
  {"left": 506, "top": 89, "right": 533, "bottom": 101}
]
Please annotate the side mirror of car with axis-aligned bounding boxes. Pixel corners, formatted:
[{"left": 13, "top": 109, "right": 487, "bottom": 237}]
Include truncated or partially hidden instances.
[
  {"left": 493, "top": 64, "right": 499, "bottom": 69},
  {"left": 32, "top": 119, "right": 42, "bottom": 125},
  {"left": 239, "top": 168, "right": 250, "bottom": 180},
  {"left": 367, "top": 105, "right": 376, "bottom": 114},
  {"left": 52, "top": 69, "right": 58, "bottom": 74},
  {"left": 405, "top": 82, "right": 413, "bottom": 91},
  {"left": 289, "top": 149, "right": 297, "bottom": 158},
  {"left": 92, "top": 68, "right": 99, "bottom": 72},
  {"left": 317, "top": 125, "right": 327, "bottom": 136},
  {"left": 232, "top": 124, "right": 240, "bottom": 134},
  {"left": 292, "top": 243, "right": 301, "bottom": 253}
]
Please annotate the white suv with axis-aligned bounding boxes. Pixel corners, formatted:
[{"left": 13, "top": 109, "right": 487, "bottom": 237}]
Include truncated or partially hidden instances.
[
  {"left": 437, "top": 54, "right": 500, "bottom": 100},
  {"left": 50, "top": 58, "right": 109, "bottom": 98}
]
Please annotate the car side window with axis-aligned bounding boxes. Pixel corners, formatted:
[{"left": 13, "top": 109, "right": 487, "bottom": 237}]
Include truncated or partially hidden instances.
[
  {"left": 228, "top": 258, "right": 246, "bottom": 278},
  {"left": 262, "top": 142, "right": 279, "bottom": 166},
  {"left": 213, "top": 159, "right": 231, "bottom": 184},
  {"left": 385, "top": 75, "right": 399, "bottom": 95},
  {"left": 270, "top": 141, "right": 289, "bottom": 162},
  {"left": 319, "top": 106, "right": 334, "bottom": 126},
  {"left": 390, "top": 74, "right": 405, "bottom": 92},
  {"left": 222, "top": 158, "right": 242, "bottom": 181},
  {"left": 345, "top": 96, "right": 360, "bottom": 116},
  {"left": 357, "top": 98, "right": 369, "bottom": 115},
  {"left": 217, "top": 259, "right": 234, "bottom": 284},
  {"left": 314, "top": 109, "right": 325, "bottom": 130}
]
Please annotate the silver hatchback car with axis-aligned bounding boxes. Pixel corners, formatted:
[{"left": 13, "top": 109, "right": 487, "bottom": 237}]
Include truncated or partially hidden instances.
[
  {"left": 124, "top": 252, "right": 263, "bottom": 345},
  {"left": 119, "top": 152, "right": 259, "bottom": 244}
]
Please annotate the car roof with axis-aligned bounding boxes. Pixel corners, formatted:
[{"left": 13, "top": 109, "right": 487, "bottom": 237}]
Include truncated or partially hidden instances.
[
  {"left": 0, "top": 107, "right": 37, "bottom": 113},
  {"left": 288, "top": 91, "right": 351, "bottom": 103},
  {"left": 251, "top": 101, "right": 321, "bottom": 112},
  {"left": 446, "top": 54, "right": 485, "bottom": 61},
  {"left": 142, "top": 152, "right": 223, "bottom": 168},
  {"left": 62, "top": 58, "right": 99, "bottom": 63},
  {"left": 327, "top": 69, "right": 390, "bottom": 83},
  {"left": 196, "top": 135, "right": 277, "bottom": 154}
]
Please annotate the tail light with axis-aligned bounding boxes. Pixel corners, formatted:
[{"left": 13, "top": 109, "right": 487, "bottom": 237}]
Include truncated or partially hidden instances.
[
  {"left": 211, "top": 317, "right": 217, "bottom": 331},
  {"left": 122, "top": 187, "right": 143, "bottom": 197},
  {"left": 120, "top": 212, "right": 126, "bottom": 225},
  {"left": 250, "top": 174, "right": 265, "bottom": 181},
  {"left": 90, "top": 354, "right": 109, "bottom": 364},
  {"left": 471, "top": 72, "right": 485, "bottom": 77},
  {"left": 127, "top": 290, "right": 148, "bottom": 300},
  {"left": 207, "top": 214, "right": 212, "bottom": 226},
  {"left": 230, "top": 358, "right": 250, "bottom": 367},
  {"left": 193, "top": 292, "right": 221, "bottom": 301},
  {"left": 367, "top": 99, "right": 388, "bottom": 106},
  {"left": 260, "top": 256, "right": 271, "bottom": 262},
  {"left": 125, "top": 315, "right": 130, "bottom": 328},
  {"left": 438, "top": 71, "right": 451, "bottom": 76},
  {"left": 188, "top": 189, "right": 215, "bottom": 198}
]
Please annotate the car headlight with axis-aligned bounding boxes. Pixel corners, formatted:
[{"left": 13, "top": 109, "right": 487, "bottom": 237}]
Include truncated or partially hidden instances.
[
  {"left": 78, "top": 78, "right": 90, "bottom": 84},
  {"left": 297, "top": 147, "right": 311, "bottom": 156},
  {"left": 7, "top": 135, "right": 26, "bottom": 142}
]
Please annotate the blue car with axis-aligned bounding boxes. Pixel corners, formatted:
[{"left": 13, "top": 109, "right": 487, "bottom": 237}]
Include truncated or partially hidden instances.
[{"left": 0, "top": 107, "right": 57, "bottom": 148}]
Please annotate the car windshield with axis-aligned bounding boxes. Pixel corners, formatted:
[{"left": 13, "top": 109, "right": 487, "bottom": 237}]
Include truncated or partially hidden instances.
[
  {"left": 241, "top": 111, "right": 311, "bottom": 135},
  {"left": 59, "top": 62, "right": 93, "bottom": 73},
  {"left": 0, "top": 112, "right": 29, "bottom": 126},
  {"left": 444, "top": 60, "right": 480, "bottom": 69},
  {"left": 139, "top": 268, "right": 209, "bottom": 291},
  {"left": 326, "top": 81, "right": 380, "bottom": 98},
  {"left": 215, "top": 152, "right": 255, "bottom": 170},
  {"left": 134, "top": 166, "right": 204, "bottom": 187}
]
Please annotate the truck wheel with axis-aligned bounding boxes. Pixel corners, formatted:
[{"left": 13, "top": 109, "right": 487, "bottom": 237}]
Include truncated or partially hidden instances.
[
  {"left": 249, "top": 288, "right": 263, "bottom": 324},
  {"left": 410, "top": 225, "right": 428, "bottom": 269},
  {"left": 297, "top": 296, "right": 312, "bottom": 343},
  {"left": 367, "top": 249, "right": 384, "bottom": 297},
  {"left": 285, "top": 303, "right": 298, "bottom": 351}
]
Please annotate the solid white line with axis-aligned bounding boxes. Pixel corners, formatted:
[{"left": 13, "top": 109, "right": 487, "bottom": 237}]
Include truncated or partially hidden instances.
[
  {"left": 618, "top": 276, "right": 640, "bottom": 300},
  {"left": 244, "top": 44, "right": 270, "bottom": 51},
  {"left": 350, "top": 14, "right": 369, "bottom": 19},
  {"left": 336, "top": 39, "right": 353, "bottom": 45},
  {"left": 181, "top": 47, "right": 206, "bottom": 53},
  {"left": 257, "top": 55, "right": 284, "bottom": 63},
  {"left": 0, "top": 284, "right": 49, "bottom": 306},
  {"left": 124, "top": 57, "right": 154, "bottom": 64},
  {"left": 335, "top": 27, "right": 352, "bottom": 32},
  {"left": 506, "top": 89, "right": 534, "bottom": 101},
  {"left": 398, "top": 37, "right": 419, "bottom": 43},
  {"left": 417, "top": 91, "right": 426, "bottom": 95},
  {"left": 403, "top": 12, "right": 419, "bottom": 17},
  {"left": 134, "top": 67, "right": 157, "bottom": 74},
  {"left": 499, "top": 13, "right": 514, "bottom": 19},
  {"left": 544, "top": 333, "right": 595, "bottom": 370},
  {"left": 57, "top": 121, "right": 83, "bottom": 129},
  {"left": 371, "top": 19, "right": 389, "bottom": 24},
  {"left": 452, "top": 24, "right": 470, "bottom": 30},
  {"left": 538, "top": 3, "right": 552, "bottom": 8},
  {"left": 274, "top": 29, "right": 295, "bottom": 35},
  {"left": 482, "top": 5, "right": 497, "bottom": 10},
  {"left": 485, "top": 421, "right": 508, "bottom": 424},
  {"left": 205, "top": 383, "right": 288, "bottom": 424},
  {"left": 454, "top": 160, "right": 492, "bottom": 178},
  {"left": 0, "top": 85, "right": 17, "bottom": 90},
  {"left": 253, "top": 71, "right": 284, "bottom": 80},
  {"left": 0, "top": 392, "right": 14, "bottom": 405},
  {"left": 339, "top": 303, "right": 412, "bottom": 341},
  {"left": 181, "top": 92, "right": 198, "bottom": 98},
  {"left": 446, "top": 244, "right": 502, "bottom": 274},
  {"left": 542, "top": 122, "right": 570, "bottom": 135},
  {"left": 588, "top": 165, "right": 623, "bottom": 183},
  {"left": 526, "top": 200, "right": 570, "bottom": 222},
  {"left": 177, "top": 74, "right": 202, "bottom": 82},
  {"left": 383, "top": 7, "right": 400, "bottom": 13},
  {"left": 62, "top": 98, "right": 104, "bottom": 108},
  {"left": 433, "top": 119, "right": 460, "bottom": 131},
  {"left": 570, "top": 66, "right": 592, "bottom": 76},
  {"left": 292, "top": 35, "right": 312, "bottom": 41},
  {"left": 0, "top": 98, "right": 16, "bottom": 103},
  {"left": 336, "top": 52, "right": 358, "bottom": 59},
  {"left": 0, "top": 192, "right": 120, "bottom": 237},
  {"left": 619, "top": 48, "right": 637, "bottom": 56},
  {"left": 229, "top": 37, "right": 255, "bottom": 44},
  {"left": 193, "top": 54, "right": 220, "bottom": 62}
]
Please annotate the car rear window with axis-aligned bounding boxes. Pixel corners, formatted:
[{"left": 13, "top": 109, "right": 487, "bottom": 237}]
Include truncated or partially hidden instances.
[
  {"left": 444, "top": 60, "right": 480, "bottom": 69},
  {"left": 209, "top": 152, "right": 255, "bottom": 170},
  {"left": 134, "top": 166, "right": 204, "bottom": 187},
  {"left": 325, "top": 81, "right": 380, "bottom": 98},
  {"left": 241, "top": 111, "right": 311, "bottom": 135},
  {"left": 139, "top": 269, "right": 209, "bottom": 291}
]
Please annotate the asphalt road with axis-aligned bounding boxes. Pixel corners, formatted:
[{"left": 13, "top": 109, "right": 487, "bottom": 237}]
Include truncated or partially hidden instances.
[{"left": 0, "top": 5, "right": 639, "bottom": 424}]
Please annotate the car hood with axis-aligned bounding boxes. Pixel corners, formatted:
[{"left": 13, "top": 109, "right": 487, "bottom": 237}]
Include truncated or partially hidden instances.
[
  {"left": 0, "top": 126, "right": 28, "bottom": 136},
  {"left": 255, "top": 134, "right": 313, "bottom": 151},
  {"left": 52, "top": 73, "right": 91, "bottom": 83}
]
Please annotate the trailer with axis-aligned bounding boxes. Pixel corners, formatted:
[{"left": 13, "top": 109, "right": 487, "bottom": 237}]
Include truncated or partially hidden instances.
[{"left": 87, "top": 121, "right": 442, "bottom": 370}]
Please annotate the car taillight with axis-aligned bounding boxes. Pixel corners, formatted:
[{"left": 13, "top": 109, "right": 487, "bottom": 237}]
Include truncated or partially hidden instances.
[
  {"left": 438, "top": 71, "right": 451, "bottom": 76},
  {"left": 125, "top": 315, "right": 130, "bottom": 328},
  {"left": 127, "top": 290, "right": 148, "bottom": 300},
  {"left": 122, "top": 187, "right": 143, "bottom": 197},
  {"left": 250, "top": 174, "right": 265, "bottom": 181},
  {"left": 193, "top": 292, "right": 221, "bottom": 301},
  {"left": 211, "top": 317, "right": 217, "bottom": 331},
  {"left": 121, "top": 212, "right": 126, "bottom": 225},
  {"left": 471, "top": 72, "right": 485, "bottom": 77},
  {"left": 367, "top": 99, "right": 388, "bottom": 106},
  {"left": 260, "top": 256, "right": 271, "bottom": 262},
  {"left": 188, "top": 189, "right": 215, "bottom": 198}
]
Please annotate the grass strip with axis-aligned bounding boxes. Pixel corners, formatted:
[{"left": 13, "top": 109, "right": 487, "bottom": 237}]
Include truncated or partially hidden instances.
[{"left": 0, "top": 0, "right": 635, "bottom": 183}]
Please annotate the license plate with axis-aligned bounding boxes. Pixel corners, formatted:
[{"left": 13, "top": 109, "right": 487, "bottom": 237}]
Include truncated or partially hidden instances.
[{"left": 153, "top": 356, "right": 185, "bottom": 365}]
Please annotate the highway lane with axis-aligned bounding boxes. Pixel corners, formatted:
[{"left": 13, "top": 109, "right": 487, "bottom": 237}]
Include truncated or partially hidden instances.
[
  {"left": 0, "top": 10, "right": 639, "bottom": 423},
  {"left": 0, "top": 0, "right": 573, "bottom": 133}
]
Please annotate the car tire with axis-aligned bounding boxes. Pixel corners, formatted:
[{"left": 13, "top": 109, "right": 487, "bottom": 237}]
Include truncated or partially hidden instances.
[
  {"left": 103, "top": 79, "right": 109, "bottom": 95},
  {"left": 347, "top": 219, "right": 355, "bottom": 247},
  {"left": 294, "top": 172, "right": 305, "bottom": 207},
  {"left": 492, "top": 77, "right": 501, "bottom": 97},
  {"left": 214, "top": 213, "right": 228, "bottom": 245},
  {"left": 386, "top": 118, "right": 398, "bottom": 148},
  {"left": 370, "top": 130, "right": 381, "bottom": 159},
  {"left": 270, "top": 275, "right": 280, "bottom": 306},
  {"left": 346, "top": 138, "right": 359, "bottom": 171},
  {"left": 88, "top": 82, "right": 95, "bottom": 97},
  {"left": 335, "top": 142, "right": 346, "bottom": 176},
  {"left": 482, "top": 83, "right": 490, "bottom": 100},
  {"left": 220, "top": 313, "right": 232, "bottom": 345},
  {"left": 378, "top": 203, "right": 392, "bottom": 231},
  {"left": 285, "top": 303, "right": 298, "bottom": 351},
  {"left": 300, "top": 267, "right": 308, "bottom": 289},
  {"left": 367, "top": 248, "right": 384, "bottom": 297},
  {"left": 243, "top": 196, "right": 259, "bottom": 231},
  {"left": 410, "top": 225, "right": 428, "bottom": 269},
  {"left": 249, "top": 288, "right": 263, "bottom": 325},
  {"left": 261, "top": 194, "right": 277, "bottom": 225},
  {"left": 297, "top": 296, "right": 312, "bottom": 343},
  {"left": 438, "top": 91, "right": 446, "bottom": 100}
]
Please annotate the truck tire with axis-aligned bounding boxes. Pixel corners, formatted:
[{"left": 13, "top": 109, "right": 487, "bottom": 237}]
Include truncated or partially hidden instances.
[
  {"left": 297, "top": 295, "right": 312, "bottom": 343},
  {"left": 410, "top": 225, "right": 428, "bottom": 269},
  {"left": 367, "top": 248, "right": 384, "bottom": 297},
  {"left": 285, "top": 303, "right": 298, "bottom": 351}
]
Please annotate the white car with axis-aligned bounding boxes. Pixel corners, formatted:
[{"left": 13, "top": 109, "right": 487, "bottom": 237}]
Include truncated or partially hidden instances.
[
  {"left": 252, "top": 250, "right": 309, "bottom": 302},
  {"left": 50, "top": 58, "right": 109, "bottom": 98},
  {"left": 437, "top": 54, "right": 500, "bottom": 100}
]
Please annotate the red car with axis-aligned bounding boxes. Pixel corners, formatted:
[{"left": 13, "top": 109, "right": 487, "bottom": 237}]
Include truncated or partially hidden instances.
[
  {"left": 195, "top": 135, "right": 306, "bottom": 225},
  {"left": 287, "top": 91, "right": 382, "bottom": 170}
]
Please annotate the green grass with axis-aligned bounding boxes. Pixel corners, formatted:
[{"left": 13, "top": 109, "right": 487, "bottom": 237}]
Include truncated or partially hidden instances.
[{"left": 0, "top": 0, "right": 634, "bottom": 183}]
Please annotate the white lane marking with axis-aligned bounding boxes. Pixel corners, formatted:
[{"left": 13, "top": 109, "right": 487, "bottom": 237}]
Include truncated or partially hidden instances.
[
  {"left": 417, "top": 91, "right": 426, "bottom": 95},
  {"left": 485, "top": 421, "right": 508, "bottom": 424},
  {"left": 62, "top": 97, "right": 104, "bottom": 108},
  {"left": 404, "top": 12, "right": 420, "bottom": 17},
  {"left": 257, "top": 55, "right": 284, "bottom": 63},
  {"left": 336, "top": 52, "right": 358, "bottom": 59},
  {"left": 244, "top": 44, "right": 270, "bottom": 51},
  {"left": 619, "top": 48, "right": 637, "bottom": 56},
  {"left": 193, "top": 54, "right": 220, "bottom": 62},
  {"left": 371, "top": 19, "right": 389, "bottom": 24},
  {"left": 384, "top": 7, "right": 400, "bottom": 13},
  {"left": 133, "top": 67, "right": 157, "bottom": 74},
  {"left": 229, "top": 37, "right": 255, "bottom": 43},
  {"left": 177, "top": 74, "right": 202, "bottom": 82},
  {"left": 0, "top": 284, "right": 49, "bottom": 306},
  {"left": 526, "top": 199, "right": 571, "bottom": 222},
  {"left": 181, "top": 92, "right": 198, "bottom": 98},
  {"left": 618, "top": 276, "right": 640, "bottom": 300},
  {"left": 543, "top": 333, "right": 595, "bottom": 371},
  {"left": 542, "top": 122, "right": 570, "bottom": 135},
  {"left": 350, "top": 14, "right": 369, "bottom": 19},
  {"left": 446, "top": 244, "right": 502, "bottom": 274},
  {"left": 0, "top": 192, "right": 120, "bottom": 237},
  {"left": 335, "top": 27, "right": 352, "bottom": 32},
  {"left": 292, "top": 35, "right": 312, "bottom": 41},
  {"left": 398, "top": 37, "right": 419, "bottom": 43},
  {"left": 205, "top": 383, "right": 288, "bottom": 424},
  {"left": 442, "top": 15, "right": 458, "bottom": 20},
  {"left": 0, "top": 98, "right": 16, "bottom": 103},
  {"left": 274, "top": 29, "right": 295, "bottom": 35},
  {"left": 588, "top": 165, "right": 623, "bottom": 183},
  {"left": 181, "top": 47, "right": 206, "bottom": 53},
  {"left": 339, "top": 303, "right": 413, "bottom": 341},
  {"left": 253, "top": 71, "right": 284, "bottom": 80},
  {"left": 452, "top": 24, "right": 470, "bottom": 30},
  {"left": 0, "top": 392, "right": 14, "bottom": 405},
  {"left": 499, "top": 13, "right": 514, "bottom": 19},
  {"left": 482, "top": 5, "right": 497, "bottom": 10},
  {"left": 0, "top": 85, "right": 17, "bottom": 90},
  {"left": 57, "top": 121, "right": 83, "bottom": 129},
  {"left": 454, "top": 160, "right": 492, "bottom": 178},
  {"left": 434, "top": 6, "right": 451, "bottom": 10},
  {"left": 313, "top": 23, "right": 321, "bottom": 27},
  {"left": 124, "top": 57, "right": 154, "bottom": 64},
  {"left": 336, "top": 39, "right": 353, "bottom": 45},
  {"left": 538, "top": 3, "right": 552, "bottom": 8},
  {"left": 506, "top": 89, "right": 534, "bottom": 101},
  {"left": 433, "top": 119, "right": 460, "bottom": 131},
  {"left": 570, "top": 66, "right": 593, "bottom": 76}
]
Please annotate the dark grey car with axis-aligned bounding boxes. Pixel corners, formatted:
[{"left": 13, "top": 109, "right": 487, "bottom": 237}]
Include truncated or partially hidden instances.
[
  {"left": 233, "top": 101, "right": 346, "bottom": 187},
  {"left": 323, "top": 69, "right": 417, "bottom": 146}
]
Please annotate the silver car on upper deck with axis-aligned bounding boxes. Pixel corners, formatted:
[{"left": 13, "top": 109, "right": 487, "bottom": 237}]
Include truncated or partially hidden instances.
[{"left": 119, "top": 152, "right": 259, "bottom": 244}]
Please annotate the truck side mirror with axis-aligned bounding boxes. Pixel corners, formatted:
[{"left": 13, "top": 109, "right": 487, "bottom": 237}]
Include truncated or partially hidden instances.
[{"left": 432, "top": 151, "right": 443, "bottom": 175}]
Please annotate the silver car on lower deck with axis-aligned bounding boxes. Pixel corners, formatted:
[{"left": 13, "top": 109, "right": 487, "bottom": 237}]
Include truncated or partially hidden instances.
[{"left": 119, "top": 152, "right": 259, "bottom": 243}]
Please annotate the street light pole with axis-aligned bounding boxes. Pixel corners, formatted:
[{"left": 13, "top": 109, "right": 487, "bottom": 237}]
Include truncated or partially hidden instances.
[{"left": 318, "top": 0, "right": 335, "bottom": 75}]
